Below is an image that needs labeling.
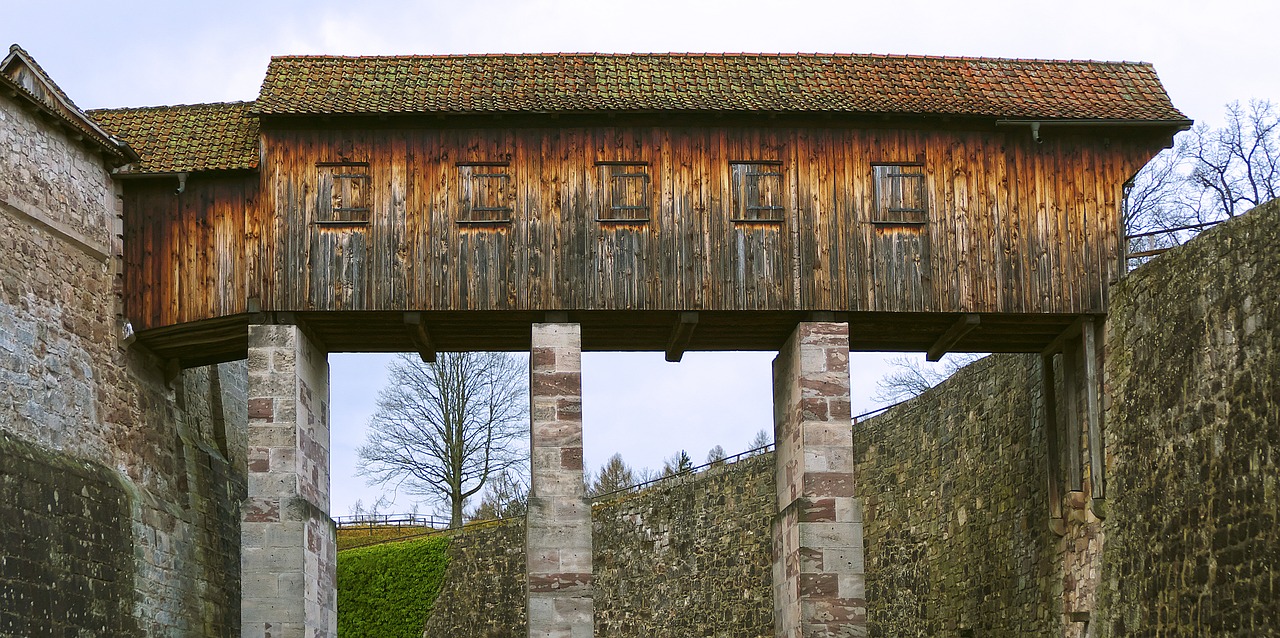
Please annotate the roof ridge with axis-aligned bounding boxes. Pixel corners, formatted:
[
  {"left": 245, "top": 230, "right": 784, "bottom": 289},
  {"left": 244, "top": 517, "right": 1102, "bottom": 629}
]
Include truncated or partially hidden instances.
[
  {"left": 88, "top": 100, "right": 255, "bottom": 114},
  {"left": 264, "top": 51, "right": 1153, "bottom": 66}
]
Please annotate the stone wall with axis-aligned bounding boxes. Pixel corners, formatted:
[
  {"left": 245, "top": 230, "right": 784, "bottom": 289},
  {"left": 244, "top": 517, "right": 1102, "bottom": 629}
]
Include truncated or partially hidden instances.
[
  {"left": 1, "top": 88, "right": 248, "bottom": 636},
  {"left": 0, "top": 87, "right": 114, "bottom": 248},
  {"left": 421, "top": 519, "right": 528, "bottom": 638},
  {"left": 0, "top": 430, "right": 135, "bottom": 636},
  {"left": 422, "top": 452, "right": 776, "bottom": 637},
  {"left": 854, "top": 354, "right": 1068, "bottom": 636},
  {"left": 594, "top": 453, "right": 776, "bottom": 637},
  {"left": 1095, "top": 199, "right": 1279, "bottom": 636}
]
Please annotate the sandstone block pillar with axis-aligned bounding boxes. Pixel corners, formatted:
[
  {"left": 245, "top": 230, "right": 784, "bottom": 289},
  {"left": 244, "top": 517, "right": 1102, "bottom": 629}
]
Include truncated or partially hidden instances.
[
  {"left": 242, "top": 324, "right": 336, "bottom": 638},
  {"left": 527, "top": 323, "right": 594, "bottom": 638},
  {"left": 773, "top": 322, "right": 865, "bottom": 638}
]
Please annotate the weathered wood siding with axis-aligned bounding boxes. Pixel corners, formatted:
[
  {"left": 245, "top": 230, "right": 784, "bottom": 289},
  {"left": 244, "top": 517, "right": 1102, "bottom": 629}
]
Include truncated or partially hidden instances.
[
  {"left": 124, "top": 175, "right": 255, "bottom": 330},
  {"left": 132, "top": 125, "right": 1156, "bottom": 330}
]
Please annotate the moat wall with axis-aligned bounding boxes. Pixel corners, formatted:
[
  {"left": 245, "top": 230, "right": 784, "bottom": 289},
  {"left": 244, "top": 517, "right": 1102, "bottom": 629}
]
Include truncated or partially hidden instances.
[
  {"left": 1096, "top": 198, "right": 1279, "bottom": 636},
  {"left": 422, "top": 453, "right": 777, "bottom": 637}
]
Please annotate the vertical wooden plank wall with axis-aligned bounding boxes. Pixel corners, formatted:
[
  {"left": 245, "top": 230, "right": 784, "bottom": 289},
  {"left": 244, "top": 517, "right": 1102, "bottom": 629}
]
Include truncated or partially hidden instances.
[
  {"left": 124, "top": 125, "right": 1157, "bottom": 330},
  {"left": 122, "top": 176, "right": 254, "bottom": 330}
]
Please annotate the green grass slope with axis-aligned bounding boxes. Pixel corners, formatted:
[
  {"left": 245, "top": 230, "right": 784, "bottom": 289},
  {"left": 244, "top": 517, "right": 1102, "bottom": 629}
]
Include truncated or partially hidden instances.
[{"left": 337, "top": 535, "right": 451, "bottom": 638}]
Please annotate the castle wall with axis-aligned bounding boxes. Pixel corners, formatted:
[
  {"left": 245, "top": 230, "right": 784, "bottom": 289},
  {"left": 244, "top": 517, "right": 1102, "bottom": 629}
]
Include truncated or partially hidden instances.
[
  {"left": 854, "top": 354, "right": 1077, "bottom": 636},
  {"left": 0, "top": 90, "right": 248, "bottom": 637},
  {"left": 1096, "top": 198, "right": 1280, "bottom": 635},
  {"left": 422, "top": 452, "right": 777, "bottom": 637}
]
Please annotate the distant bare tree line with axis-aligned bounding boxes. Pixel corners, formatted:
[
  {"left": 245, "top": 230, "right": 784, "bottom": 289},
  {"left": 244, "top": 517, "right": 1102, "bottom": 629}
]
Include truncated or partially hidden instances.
[{"left": 1126, "top": 100, "right": 1278, "bottom": 252}]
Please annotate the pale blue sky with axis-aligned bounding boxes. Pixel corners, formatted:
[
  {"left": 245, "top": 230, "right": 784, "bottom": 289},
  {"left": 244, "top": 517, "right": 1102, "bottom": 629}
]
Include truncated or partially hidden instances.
[{"left": 7, "top": 0, "right": 1276, "bottom": 516}]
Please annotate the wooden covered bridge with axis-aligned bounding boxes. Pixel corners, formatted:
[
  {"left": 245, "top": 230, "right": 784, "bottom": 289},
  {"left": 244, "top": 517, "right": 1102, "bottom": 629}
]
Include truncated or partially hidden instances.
[{"left": 88, "top": 52, "right": 1187, "bottom": 637}]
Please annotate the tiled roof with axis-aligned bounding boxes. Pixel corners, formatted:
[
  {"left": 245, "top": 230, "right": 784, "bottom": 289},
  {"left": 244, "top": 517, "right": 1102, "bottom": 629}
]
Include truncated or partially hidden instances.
[
  {"left": 254, "top": 53, "right": 1187, "bottom": 122},
  {"left": 88, "top": 102, "right": 259, "bottom": 174}
]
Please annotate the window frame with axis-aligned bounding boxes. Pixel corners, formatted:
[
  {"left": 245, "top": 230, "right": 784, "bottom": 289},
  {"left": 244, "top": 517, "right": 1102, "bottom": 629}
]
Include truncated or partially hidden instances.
[
  {"left": 316, "top": 161, "right": 371, "bottom": 226},
  {"left": 597, "top": 161, "right": 652, "bottom": 223},
  {"left": 729, "top": 160, "right": 786, "bottom": 223},
  {"left": 871, "top": 162, "right": 928, "bottom": 225},
  {"left": 457, "top": 161, "right": 515, "bottom": 224}
]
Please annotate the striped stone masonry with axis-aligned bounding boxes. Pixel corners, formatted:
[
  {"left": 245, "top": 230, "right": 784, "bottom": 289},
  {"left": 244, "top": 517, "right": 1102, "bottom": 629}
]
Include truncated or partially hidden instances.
[
  {"left": 772, "top": 322, "right": 865, "bottom": 638},
  {"left": 527, "top": 323, "right": 594, "bottom": 638},
  {"left": 243, "top": 324, "right": 336, "bottom": 638}
]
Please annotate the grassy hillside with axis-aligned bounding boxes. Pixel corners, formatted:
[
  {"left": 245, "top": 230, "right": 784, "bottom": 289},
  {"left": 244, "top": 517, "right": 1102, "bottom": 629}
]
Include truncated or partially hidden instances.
[
  {"left": 337, "top": 524, "right": 437, "bottom": 551},
  {"left": 337, "top": 535, "right": 451, "bottom": 638}
]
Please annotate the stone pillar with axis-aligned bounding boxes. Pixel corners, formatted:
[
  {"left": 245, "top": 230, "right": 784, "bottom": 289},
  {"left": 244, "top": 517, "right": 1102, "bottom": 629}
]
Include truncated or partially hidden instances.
[
  {"left": 527, "top": 323, "right": 594, "bottom": 638},
  {"left": 772, "top": 322, "right": 865, "bottom": 638},
  {"left": 242, "top": 324, "right": 336, "bottom": 638}
]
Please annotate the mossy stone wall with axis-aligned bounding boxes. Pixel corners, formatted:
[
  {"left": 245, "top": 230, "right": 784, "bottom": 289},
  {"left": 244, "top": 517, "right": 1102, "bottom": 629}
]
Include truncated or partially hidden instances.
[{"left": 1097, "top": 199, "right": 1280, "bottom": 635}]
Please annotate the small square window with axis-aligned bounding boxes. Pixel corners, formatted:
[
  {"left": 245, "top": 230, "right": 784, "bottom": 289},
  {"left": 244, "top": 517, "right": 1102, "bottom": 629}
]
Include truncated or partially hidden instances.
[
  {"left": 872, "top": 164, "right": 927, "bottom": 224},
  {"left": 459, "top": 164, "right": 513, "bottom": 223},
  {"left": 318, "top": 163, "right": 370, "bottom": 223},
  {"left": 599, "top": 163, "right": 650, "bottom": 221},
  {"left": 731, "top": 162, "right": 785, "bottom": 222}
]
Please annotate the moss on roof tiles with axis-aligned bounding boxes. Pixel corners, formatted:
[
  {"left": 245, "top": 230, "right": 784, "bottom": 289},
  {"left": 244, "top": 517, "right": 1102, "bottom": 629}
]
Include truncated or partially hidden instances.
[
  {"left": 87, "top": 102, "right": 259, "bottom": 174},
  {"left": 253, "top": 53, "right": 1185, "bottom": 122}
]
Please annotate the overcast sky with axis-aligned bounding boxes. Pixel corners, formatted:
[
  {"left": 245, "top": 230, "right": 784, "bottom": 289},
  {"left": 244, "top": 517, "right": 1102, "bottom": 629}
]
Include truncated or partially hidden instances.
[{"left": 6, "top": 0, "right": 1276, "bottom": 518}]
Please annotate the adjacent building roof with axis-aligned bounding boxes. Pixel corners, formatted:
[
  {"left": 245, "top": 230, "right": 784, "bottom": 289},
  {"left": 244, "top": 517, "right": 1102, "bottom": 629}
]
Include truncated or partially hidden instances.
[
  {"left": 2, "top": 44, "right": 136, "bottom": 163},
  {"left": 254, "top": 53, "right": 1188, "bottom": 122},
  {"left": 88, "top": 102, "right": 260, "bottom": 174}
]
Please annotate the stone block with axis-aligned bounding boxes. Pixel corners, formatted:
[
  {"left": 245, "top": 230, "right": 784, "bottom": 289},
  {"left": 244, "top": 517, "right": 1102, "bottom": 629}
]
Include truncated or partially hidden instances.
[
  {"left": 837, "top": 574, "right": 865, "bottom": 599},
  {"left": 833, "top": 497, "right": 862, "bottom": 523},
  {"left": 800, "top": 522, "right": 861, "bottom": 549}
]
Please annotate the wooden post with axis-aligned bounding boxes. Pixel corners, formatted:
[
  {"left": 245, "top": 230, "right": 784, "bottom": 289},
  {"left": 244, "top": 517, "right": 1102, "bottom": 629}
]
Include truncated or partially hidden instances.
[
  {"left": 1061, "top": 338, "right": 1084, "bottom": 491},
  {"left": 1082, "top": 317, "right": 1106, "bottom": 518},
  {"left": 1041, "top": 354, "right": 1066, "bottom": 535}
]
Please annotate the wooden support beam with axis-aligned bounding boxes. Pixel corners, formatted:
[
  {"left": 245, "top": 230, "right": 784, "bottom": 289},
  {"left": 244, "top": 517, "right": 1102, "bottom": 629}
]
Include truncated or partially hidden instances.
[
  {"left": 1041, "top": 314, "right": 1089, "bottom": 356},
  {"left": 664, "top": 312, "right": 700, "bottom": 363},
  {"left": 1041, "top": 353, "right": 1066, "bottom": 536},
  {"left": 1061, "top": 338, "right": 1083, "bottom": 491},
  {"left": 1082, "top": 317, "right": 1106, "bottom": 518},
  {"left": 403, "top": 312, "right": 436, "bottom": 363},
  {"left": 926, "top": 314, "right": 980, "bottom": 362}
]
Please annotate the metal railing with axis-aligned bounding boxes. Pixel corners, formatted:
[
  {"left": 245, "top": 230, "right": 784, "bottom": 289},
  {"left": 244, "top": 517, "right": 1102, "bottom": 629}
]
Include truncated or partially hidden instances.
[
  {"left": 1125, "top": 218, "right": 1227, "bottom": 261},
  {"left": 588, "top": 441, "right": 775, "bottom": 503},
  {"left": 333, "top": 513, "right": 450, "bottom": 529}
]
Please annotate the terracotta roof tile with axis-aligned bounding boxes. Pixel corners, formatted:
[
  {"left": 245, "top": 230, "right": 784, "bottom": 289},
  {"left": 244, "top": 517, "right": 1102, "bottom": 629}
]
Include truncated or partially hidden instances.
[
  {"left": 254, "top": 53, "right": 1187, "bottom": 122},
  {"left": 88, "top": 102, "right": 259, "bottom": 174}
]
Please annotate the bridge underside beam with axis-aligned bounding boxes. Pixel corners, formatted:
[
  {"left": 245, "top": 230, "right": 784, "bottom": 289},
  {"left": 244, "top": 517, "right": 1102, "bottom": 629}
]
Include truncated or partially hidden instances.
[{"left": 134, "top": 310, "right": 1083, "bottom": 368}]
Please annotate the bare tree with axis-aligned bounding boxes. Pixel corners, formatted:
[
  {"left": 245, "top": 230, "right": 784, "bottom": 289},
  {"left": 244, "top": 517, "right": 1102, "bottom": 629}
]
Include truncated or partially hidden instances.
[
  {"left": 587, "top": 453, "right": 637, "bottom": 498},
  {"left": 871, "top": 353, "right": 983, "bottom": 405},
  {"left": 1182, "top": 100, "right": 1279, "bottom": 219},
  {"left": 466, "top": 467, "right": 528, "bottom": 522},
  {"left": 747, "top": 429, "right": 771, "bottom": 454},
  {"left": 357, "top": 352, "right": 528, "bottom": 528},
  {"left": 705, "top": 445, "right": 727, "bottom": 465},
  {"left": 661, "top": 450, "right": 693, "bottom": 477},
  {"left": 1125, "top": 100, "right": 1279, "bottom": 256}
]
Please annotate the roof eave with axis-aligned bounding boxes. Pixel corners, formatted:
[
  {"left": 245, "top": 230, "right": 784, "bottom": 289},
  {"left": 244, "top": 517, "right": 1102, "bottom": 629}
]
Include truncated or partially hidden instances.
[{"left": 996, "top": 117, "right": 1193, "bottom": 130}]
